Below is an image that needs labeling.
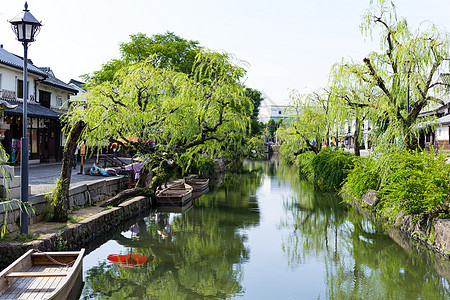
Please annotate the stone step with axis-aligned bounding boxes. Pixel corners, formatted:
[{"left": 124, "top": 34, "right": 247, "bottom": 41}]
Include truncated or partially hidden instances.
[
  {"left": 0, "top": 185, "right": 31, "bottom": 200},
  {"left": 0, "top": 176, "right": 21, "bottom": 188},
  {"left": 0, "top": 165, "right": 15, "bottom": 178}
]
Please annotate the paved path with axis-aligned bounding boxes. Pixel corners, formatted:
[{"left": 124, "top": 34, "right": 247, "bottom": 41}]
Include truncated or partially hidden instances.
[{"left": 14, "top": 159, "right": 106, "bottom": 196}]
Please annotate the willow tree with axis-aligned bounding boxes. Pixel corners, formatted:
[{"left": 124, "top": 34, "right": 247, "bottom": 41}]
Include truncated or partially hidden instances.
[
  {"left": 64, "top": 50, "right": 252, "bottom": 207},
  {"left": 329, "top": 61, "right": 380, "bottom": 156},
  {"left": 278, "top": 89, "right": 335, "bottom": 156},
  {"left": 331, "top": 0, "right": 450, "bottom": 150}
]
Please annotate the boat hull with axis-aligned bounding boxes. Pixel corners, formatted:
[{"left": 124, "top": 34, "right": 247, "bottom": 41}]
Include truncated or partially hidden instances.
[
  {"left": 185, "top": 178, "right": 209, "bottom": 192},
  {"left": 0, "top": 249, "right": 85, "bottom": 300},
  {"left": 156, "top": 184, "right": 193, "bottom": 206}
]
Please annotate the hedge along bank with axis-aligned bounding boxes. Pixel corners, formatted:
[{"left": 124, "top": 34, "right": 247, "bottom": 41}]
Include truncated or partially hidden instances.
[{"left": 340, "top": 148, "right": 450, "bottom": 257}]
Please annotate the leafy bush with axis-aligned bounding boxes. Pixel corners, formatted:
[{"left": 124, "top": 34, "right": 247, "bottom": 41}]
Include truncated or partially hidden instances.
[
  {"left": 376, "top": 148, "right": 450, "bottom": 220},
  {"left": 196, "top": 155, "right": 218, "bottom": 178},
  {"left": 246, "top": 136, "right": 266, "bottom": 159},
  {"left": 340, "top": 156, "right": 381, "bottom": 201},
  {"left": 294, "top": 151, "right": 315, "bottom": 180},
  {"left": 311, "top": 147, "right": 354, "bottom": 191},
  {"left": 179, "top": 153, "right": 217, "bottom": 178},
  {"left": 280, "top": 142, "right": 304, "bottom": 166}
]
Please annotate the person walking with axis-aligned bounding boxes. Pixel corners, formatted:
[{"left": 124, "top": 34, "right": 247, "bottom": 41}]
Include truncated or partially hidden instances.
[{"left": 73, "top": 144, "right": 79, "bottom": 169}]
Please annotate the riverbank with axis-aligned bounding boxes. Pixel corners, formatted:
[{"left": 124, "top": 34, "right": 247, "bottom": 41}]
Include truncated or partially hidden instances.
[
  {"left": 0, "top": 194, "right": 152, "bottom": 270},
  {"left": 0, "top": 160, "right": 148, "bottom": 270},
  {"left": 354, "top": 189, "right": 450, "bottom": 257}
]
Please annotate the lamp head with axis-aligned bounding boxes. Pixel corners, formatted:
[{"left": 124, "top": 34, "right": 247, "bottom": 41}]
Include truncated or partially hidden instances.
[{"left": 10, "top": 2, "right": 42, "bottom": 43}]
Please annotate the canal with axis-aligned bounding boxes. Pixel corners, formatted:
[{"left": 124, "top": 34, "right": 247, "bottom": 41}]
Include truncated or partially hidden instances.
[{"left": 80, "top": 160, "right": 450, "bottom": 299}]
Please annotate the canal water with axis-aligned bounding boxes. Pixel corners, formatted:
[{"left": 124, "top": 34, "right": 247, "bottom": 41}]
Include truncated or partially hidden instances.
[{"left": 80, "top": 161, "right": 450, "bottom": 299}]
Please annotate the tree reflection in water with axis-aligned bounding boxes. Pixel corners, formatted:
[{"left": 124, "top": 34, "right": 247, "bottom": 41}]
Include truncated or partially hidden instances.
[
  {"left": 82, "top": 160, "right": 450, "bottom": 299},
  {"left": 276, "top": 161, "right": 450, "bottom": 299},
  {"left": 83, "top": 170, "right": 262, "bottom": 299}
]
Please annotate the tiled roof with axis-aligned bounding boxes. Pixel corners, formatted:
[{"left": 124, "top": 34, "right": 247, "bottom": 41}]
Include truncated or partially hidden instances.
[
  {"left": 39, "top": 68, "right": 79, "bottom": 94},
  {"left": 0, "top": 47, "right": 47, "bottom": 76},
  {"left": 438, "top": 114, "right": 450, "bottom": 126},
  {"left": 0, "top": 47, "right": 78, "bottom": 94},
  {"left": 69, "top": 79, "right": 86, "bottom": 90},
  {"left": 4, "top": 101, "right": 61, "bottom": 119}
]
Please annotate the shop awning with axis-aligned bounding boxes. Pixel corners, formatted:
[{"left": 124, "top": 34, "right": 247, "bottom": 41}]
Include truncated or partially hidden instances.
[{"left": 5, "top": 102, "right": 61, "bottom": 119}]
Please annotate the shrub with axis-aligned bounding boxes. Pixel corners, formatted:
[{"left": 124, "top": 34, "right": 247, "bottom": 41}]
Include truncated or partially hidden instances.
[
  {"left": 311, "top": 147, "right": 354, "bottom": 191},
  {"left": 179, "top": 153, "right": 217, "bottom": 178},
  {"left": 340, "top": 156, "right": 381, "bottom": 202},
  {"left": 376, "top": 148, "right": 450, "bottom": 220},
  {"left": 247, "top": 136, "right": 266, "bottom": 159},
  {"left": 294, "top": 151, "right": 315, "bottom": 180},
  {"left": 196, "top": 155, "right": 218, "bottom": 178}
]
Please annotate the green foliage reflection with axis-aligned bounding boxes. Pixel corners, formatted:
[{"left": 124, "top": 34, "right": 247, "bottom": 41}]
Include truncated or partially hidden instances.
[
  {"left": 83, "top": 170, "right": 262, "bottom": 299},
  {"left": 278, "top": 162, "right": 450, "bottom": 299}
]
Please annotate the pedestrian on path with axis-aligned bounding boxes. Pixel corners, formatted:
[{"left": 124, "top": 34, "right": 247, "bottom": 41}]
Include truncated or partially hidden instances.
[{"left": 73, "top": 144, "right": 79, "bottom": 169}]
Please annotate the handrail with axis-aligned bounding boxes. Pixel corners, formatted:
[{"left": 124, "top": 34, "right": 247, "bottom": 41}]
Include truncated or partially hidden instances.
[{"left": 98, "top": 154, "right": 128, "bottom": 168}]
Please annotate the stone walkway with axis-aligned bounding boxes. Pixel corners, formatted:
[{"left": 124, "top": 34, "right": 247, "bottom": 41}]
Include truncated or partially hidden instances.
[
  {"left": 14, "top": 159, "right": 112, "bottom": 196},
  {"left": 2, "top": 159, "right": 131, "bottom": 239}
]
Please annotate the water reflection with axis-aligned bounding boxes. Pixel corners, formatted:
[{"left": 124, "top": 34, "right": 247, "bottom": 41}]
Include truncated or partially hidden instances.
[
  {"left": 276, "top": 161, "right": 450, "bottom": 299},
  {"left": 82, "top": 160, "right": 450, "bottom": 299},
  {"left": 82, "top": 171, "right": 262, "bottom": 299}
]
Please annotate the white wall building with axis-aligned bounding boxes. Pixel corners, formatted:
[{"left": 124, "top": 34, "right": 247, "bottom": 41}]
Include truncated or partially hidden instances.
[{"left": 0, "top": 45, "right": 78, "bottom": 163}]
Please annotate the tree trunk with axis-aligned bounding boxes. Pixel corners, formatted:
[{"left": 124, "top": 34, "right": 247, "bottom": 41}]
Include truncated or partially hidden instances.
[
  {"left": 52, "top": 121, "right": 86, "bottom": 222},
  {"left": 353, "top": 116, "right": 361, "bottom": 157},
  {"left": 404, "top": 131, "right": 419, "bottom": 151},
  {"left": 99, "top": 187, "right": 153, "bottom": 207},
  {"left": 305, "top": 139, "right": 320, "bottom": 154}
]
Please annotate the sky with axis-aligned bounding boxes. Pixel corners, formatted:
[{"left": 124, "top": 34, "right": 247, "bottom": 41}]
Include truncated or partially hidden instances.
[{"left": 1, "top": 0, "right": 450, "bottom": 105}]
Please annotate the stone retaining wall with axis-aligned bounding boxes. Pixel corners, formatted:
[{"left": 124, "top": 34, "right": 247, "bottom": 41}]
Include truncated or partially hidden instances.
[
  {"left": 0, "top": 196, "right": 151, "bottom": 268},
  {"left": 356, "top": 189, "right": 450, "bottom": 257},
  {"left": 0, "top": 177, "right": 129, "bottom": 235}
]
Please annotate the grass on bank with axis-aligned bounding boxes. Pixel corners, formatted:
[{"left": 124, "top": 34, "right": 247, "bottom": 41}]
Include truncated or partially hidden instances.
[{"left": 284, "top": 146, "right": 450, "bottom": 223}]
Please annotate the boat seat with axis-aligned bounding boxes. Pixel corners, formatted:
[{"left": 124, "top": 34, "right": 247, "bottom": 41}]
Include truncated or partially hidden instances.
[{"left": 5, "top": 271, "right": 69, "bottom": 278}]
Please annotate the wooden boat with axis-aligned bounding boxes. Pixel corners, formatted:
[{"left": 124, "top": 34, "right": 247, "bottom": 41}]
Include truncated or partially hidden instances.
[
  {"left": 157, "top": 199, "right": 194, "bottom": 213},
  {"left": 185, "top": 177, "right": 209, "bottom": 192},
  {"left": 192, "top": 186, "right": 209, "bottom": 200},
  {"left": 0, "top": 248, "right": 85, "bottom": 300},
  {"left": 156, "top": 183, "right": 193, "bottom": 206}
]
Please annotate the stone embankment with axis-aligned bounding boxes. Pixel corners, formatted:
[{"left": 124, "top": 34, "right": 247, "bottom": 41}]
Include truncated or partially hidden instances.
[
  {"left": 0, "top": 177, "right": 130, "bottom": 235},
  {"left": 357, "top": 190, "right": 450, "bottom": 257},
  {"left": 0, "top": 176, "right": 153, "bottom": 269}
]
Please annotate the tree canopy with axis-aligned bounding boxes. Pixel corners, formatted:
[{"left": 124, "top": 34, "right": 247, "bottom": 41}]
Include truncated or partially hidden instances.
[
  {"left": 281, "top": 0, "right": 450, "bottom": 159},
  {"left": 69, "top": 49, "right": 253, "bottom": 183},
  {"left": 278, "top": 90, "right": 334, "bottom": 155},
  {"left": 85, "top": 31, "right": 201, "bottom": 84},
  {"left": 331, "top": 0, "right": 450, "bottom": 150}
]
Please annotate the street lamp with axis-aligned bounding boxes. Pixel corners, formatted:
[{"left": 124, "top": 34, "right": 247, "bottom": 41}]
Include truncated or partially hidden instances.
[{"left": 10, "top": 2, "right": 42, "bottom": 235}]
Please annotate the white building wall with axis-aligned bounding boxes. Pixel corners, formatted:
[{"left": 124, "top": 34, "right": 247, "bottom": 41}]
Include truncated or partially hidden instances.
[
  {"left": 436, "top": 126, "right": 449, "bottom": 141},
  {"left": 0, "top": 65, "right": 40, "bottom": 101},
  {"left": 258, "top": 105, "right": 290, "bottom": 123}
]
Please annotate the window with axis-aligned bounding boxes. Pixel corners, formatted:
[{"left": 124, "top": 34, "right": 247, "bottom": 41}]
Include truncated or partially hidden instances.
[
  {"left": 39, "top": 90, "right": 51, "bottom": 108},
  {"left": 0, "top": 73, "right": 2, "bottom": 90},
  {"left": 278, "top": 111, "right": 282, "bottom": 114},
  {"left": 17, "top": 79, "right": 23, "bottom": 99},
  {"left": 17, "top": 79, "right": 31, "bottom": 99}
]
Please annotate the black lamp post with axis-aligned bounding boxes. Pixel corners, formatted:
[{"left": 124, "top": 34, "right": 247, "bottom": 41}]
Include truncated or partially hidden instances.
[{"left": 10, "top": 2, "right": 42, "bottom": 235}]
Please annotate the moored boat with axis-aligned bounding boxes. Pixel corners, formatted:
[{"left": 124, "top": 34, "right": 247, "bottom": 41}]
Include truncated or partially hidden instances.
[
  {"left": 185, "top": 177, "right": 209, "bottom": 192},
  {"left": 156, "top": 183, "right": 193, "bottom": 206},
  {"left": 192, "top": 186, "right": 209, "bottom": 199},
  {"left": 0, "top": 248, "right": 85, "bottom": 300}
]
